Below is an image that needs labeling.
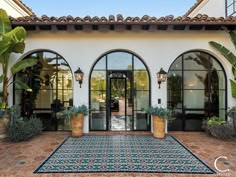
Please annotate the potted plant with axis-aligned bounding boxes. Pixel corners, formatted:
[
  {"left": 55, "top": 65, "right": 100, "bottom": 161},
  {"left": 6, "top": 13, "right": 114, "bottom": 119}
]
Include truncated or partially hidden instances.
[
  {"left": 228, "top": 107, "right": 236, "bottom": 131},
  {"left": 62, "top": 105, "right": 88, "bottom": 137},
  {"left": 146, "top": 105, "right": 172, "bottom": 139}
]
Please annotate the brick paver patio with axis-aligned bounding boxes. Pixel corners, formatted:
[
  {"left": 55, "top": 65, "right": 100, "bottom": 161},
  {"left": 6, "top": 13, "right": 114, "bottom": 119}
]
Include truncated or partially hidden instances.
[{"left": 0, "top": 131, "right": 235, "bottom": 177}]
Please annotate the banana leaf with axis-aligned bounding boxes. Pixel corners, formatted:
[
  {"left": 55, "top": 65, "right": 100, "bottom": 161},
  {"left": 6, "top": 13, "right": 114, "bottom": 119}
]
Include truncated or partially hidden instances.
[
  {"left": 229, "top": 31, "right": 236, "bottom": 48},
  {"left": 209, "top": 41, "right": 236, "bottom": 65},
  {"left": 0, "top": 8, "right": 11, "bottom": 35},
  {"left": 0, "top": 37, "right": 11, "bottom": 56},
  {"left": 4, "top": 27, "right": 26, "bottom": 43},
  {"left": 0, "top": 27, "right": 26, "bottom": 58},
  {"left": 15, "top": 80, "right": 32, "bottom": 92},
  {"left": 11, "top": 58, "right": 38, "bottom": 75},
  {"left": 230, "top": 79, "right": 236, "bottom": 98}
]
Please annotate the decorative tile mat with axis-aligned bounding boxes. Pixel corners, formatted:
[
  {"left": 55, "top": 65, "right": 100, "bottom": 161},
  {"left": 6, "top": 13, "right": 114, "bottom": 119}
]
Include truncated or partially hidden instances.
[{"left": 34, "top": 135, "right": 215, "bottom": 174}]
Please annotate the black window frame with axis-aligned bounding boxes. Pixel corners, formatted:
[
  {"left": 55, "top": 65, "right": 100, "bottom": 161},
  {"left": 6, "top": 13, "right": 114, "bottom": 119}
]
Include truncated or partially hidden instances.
[{"left": 226, "top": 0, "right": 236, "bottom": 16}]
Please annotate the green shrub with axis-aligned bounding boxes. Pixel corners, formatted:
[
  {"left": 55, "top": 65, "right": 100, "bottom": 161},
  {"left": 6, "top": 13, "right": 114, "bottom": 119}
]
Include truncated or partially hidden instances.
[
  {"left": 7, "top": 117, "right": 43, "bottom": 142},
  {"left": 61, "top": 104, "right": 88, "bottom": 120},
  {"left": 202, "top": 117, "right": 234, "bottom": 140},
  {"left": 207, "top": 123, "right": 234, "bottom": 140},
  {"left": 146, "top": 105, "right": 172, "bottom": 120},
  {"left": 207, "top": 116, "right": 225, "bottom": 126},
  {"left": 6, "top": 105, "right": 43, "bottom": 142}
]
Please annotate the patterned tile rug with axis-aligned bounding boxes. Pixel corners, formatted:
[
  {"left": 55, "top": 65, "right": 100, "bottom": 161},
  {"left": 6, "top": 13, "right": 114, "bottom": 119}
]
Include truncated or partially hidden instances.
[{"left": 34, "top": 135, "right": 215, "bottom": 174}]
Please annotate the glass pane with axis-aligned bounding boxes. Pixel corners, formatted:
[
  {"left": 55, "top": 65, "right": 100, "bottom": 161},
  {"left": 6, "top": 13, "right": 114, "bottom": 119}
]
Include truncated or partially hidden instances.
[
  {"left": 184, "top": 90, "right": 205, "bottom": 109},
  {"left": 134, "top": 56, "right": 145, "bottom": 69},
  {"left": 185, "top": 110, "right": 205, "bottom": 131},
  {"left": 91, "top": 71, "right": 106, "bottom": 90},
  {"left": 42, "top": 69, "right": 57, "bottom": 88},
  {"left": 214, "top": 71, "right": 225, "bottom": 89},
  {"left": 219, "top": 90, "right": 226, "bottom": 109},
  {"left": 134, "top": 91, "right": 149, "bottom": 110},
  {"left": 170, "top": 56, "right": 182, "bottom": 70},
  {"left": 211, "top": 57, "right": 223, "bottom": 70},
  {"left": 167, "top": 88, "right": 182, "bottom": 110},
  {"left": 42, "top": 52, "right": 58, "bottom": 70},
  {"left": 58, "top": 60, "right": 70, "bottom": 71},
  {"left": 227, "top": 0, "right": 234, "bottom": 6},
  {"left": 91, "top": 111, "right": 106, "bottom": 130},
  {"left": 184, "top": 52, "right": 209, "bottom": 70},
  {"left": 184, "top": 71, "right": 207, "bottom": 89},
  {"left": 168, "top": 71, "right": 182, "bottom": 90},
  {"left": 110, "top": 78, "right": 126, "bottom": 131},
  {"left": 91, "top": 91, "right": 106, "bottom": 111},
  {"left": 126, "top": 115, "right": 132, "bottom": 131},
  {"left": 35, "top": 90, "right": 53, "bottom": 108},
  {"left": 107, "top": 52, "right": 132, "bottom": 70},
  {"left": 94, "top": 56, "right": 106, "bottom": 70},
  {"left": 227, "top": 4, "right": 234, "bottom": 15},
  {"left": 134, "top": 71, "right": 149, "bottom": 90},
  {"left": 134, "top": 111, "right": 148, "bottom": 130},
  {"left": 219, "top": 109, "right": 226, "bottom": 119},
  {"left": 14, "top": 90, "right": 23, "bottom": 105}
]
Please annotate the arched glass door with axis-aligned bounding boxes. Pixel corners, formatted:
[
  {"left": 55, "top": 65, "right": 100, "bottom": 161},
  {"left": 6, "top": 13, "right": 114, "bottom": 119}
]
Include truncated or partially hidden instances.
[
  {"left": 167, "top": 51, "right": 227, "bottom": 131},
  {"left": 90, "top": 51, "right": 150, "bottom": 131},
  {"left": 14, "top": 50, "right": 73, "bottom": 131}
]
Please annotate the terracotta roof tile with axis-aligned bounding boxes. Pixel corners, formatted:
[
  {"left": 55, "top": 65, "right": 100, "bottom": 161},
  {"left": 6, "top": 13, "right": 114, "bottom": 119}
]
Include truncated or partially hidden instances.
[
  {"left": 10, "top": 14, "right": 236, "bottom": 25},
  {"left": 184, "top": 0, "right": 204, "bottom": 17}
]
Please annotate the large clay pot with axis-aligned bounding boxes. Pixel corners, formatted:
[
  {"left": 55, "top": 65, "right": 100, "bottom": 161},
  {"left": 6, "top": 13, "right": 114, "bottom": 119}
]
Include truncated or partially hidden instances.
[
  {"left": 71, "top": 113, "right": 84, "bottom": 137},
  {"left": 153, "top": 115, "right": 166, "bottom": 139}
]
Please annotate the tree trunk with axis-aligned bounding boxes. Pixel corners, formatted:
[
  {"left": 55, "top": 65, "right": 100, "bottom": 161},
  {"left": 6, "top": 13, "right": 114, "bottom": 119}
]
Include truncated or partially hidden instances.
[{"left": 3, "top": 77, "right": 8, "bottom": 107}]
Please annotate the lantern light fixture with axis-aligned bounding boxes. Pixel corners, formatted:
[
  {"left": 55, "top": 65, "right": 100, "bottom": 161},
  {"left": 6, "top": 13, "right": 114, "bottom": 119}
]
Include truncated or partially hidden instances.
[
  {"left": 156, "top": 68, "right": 167, "bottom": 89},
  {"left": 74, "top": 67, "right": 84, "bottom": 88}
]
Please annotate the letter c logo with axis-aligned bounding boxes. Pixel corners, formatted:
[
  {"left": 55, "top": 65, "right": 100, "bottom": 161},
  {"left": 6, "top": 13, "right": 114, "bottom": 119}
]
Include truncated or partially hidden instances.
[{"left": 214, "top": 156, "right": 230, "bottom": 173}]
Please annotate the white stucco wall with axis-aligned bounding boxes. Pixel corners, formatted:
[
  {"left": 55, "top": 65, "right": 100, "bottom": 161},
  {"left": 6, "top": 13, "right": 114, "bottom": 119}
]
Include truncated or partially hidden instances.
[
  {"left": 5, "top": 30, "right": 233, "bottom": 133},
  {"left": 188, "top": 0, "right": 226, "bottom": 17},
  {"left": 1, "top": 0, "right": 30, "bottom": 17}
]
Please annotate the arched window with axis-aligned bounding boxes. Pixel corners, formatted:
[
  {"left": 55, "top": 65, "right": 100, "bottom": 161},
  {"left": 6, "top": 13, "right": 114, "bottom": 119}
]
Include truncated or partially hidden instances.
[
  {"left": 14, "top": 50, "right": 73, "bottom": 131},
  {"left": 168, "top": 51, "right": 227, "bottom": 131},
  {"left": 89, "top": 50, "right": 151, "bottom": 131}
]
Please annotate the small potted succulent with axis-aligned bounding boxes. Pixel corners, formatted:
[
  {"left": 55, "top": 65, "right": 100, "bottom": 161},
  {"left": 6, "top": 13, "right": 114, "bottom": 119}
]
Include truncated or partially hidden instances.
[
  {"left": 146, "top": 105, "right": 172, "bottom": 139},
  {"left": 62, "top": 105, "right": 88, "bottom": 137}
]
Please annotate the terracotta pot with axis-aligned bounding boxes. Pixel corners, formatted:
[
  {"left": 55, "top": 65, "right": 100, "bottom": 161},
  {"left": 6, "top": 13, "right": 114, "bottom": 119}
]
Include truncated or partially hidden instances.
[
  {"left": 153, "top": 115, "right": 166, "bottom": 139},
  {"left": 71, "top": 113, "right": 84, "bottom": 137}
]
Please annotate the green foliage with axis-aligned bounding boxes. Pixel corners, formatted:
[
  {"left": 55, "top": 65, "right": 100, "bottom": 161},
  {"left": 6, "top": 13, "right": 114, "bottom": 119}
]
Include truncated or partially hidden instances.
[
  {"left": 207, "top": 116, "right": 225, "bottom": 126},
  {"left": 202, "top": 117, "right": 235, "bottom": 140},
  {"left": 7, "top": 117, "right": 43, "bottom": 142},
  {"left": 61, "top": 105, "right": 88, "bottom": 120},
  {"left": 6, "top": 105, "right": 43, "bottom": 142},
  {"left": 0, "top": 8, "right": 37, "bottom": 106},
  {"left": 228, "top": 106, "right": 236, "bottom": 119},
  {"left": 209, "top": 31, "right": 236, "bottom": 98},
  {"left": 230, "top": 79, "right": 236, "bottom": 98},
  {"left": 146, "top": 105, "right": 172, "bottom": 120},
  {"left": 0, "top": 8, "right": 11, "bottom": 34}
]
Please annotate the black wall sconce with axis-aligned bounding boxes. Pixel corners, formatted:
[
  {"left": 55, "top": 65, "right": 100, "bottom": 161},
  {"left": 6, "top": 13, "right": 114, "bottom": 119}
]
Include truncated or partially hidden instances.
[
  {"left": 156, "top": 68, "right": 167, "bottom": 89},
  {"left": 74, "top": 67, "right": 84, "bottom": 88}
]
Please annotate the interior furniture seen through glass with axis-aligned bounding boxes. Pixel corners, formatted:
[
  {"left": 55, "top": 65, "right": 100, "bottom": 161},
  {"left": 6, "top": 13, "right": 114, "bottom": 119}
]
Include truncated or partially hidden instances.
[
  {"left": 167, "top": 51, "right": 227, "bottom": 131},
  {"left": 14, "top": 50, "right": 73, "bottom": 131},
  {"left": 90, "top": 51, "right": 150, "bottom": 131}
]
